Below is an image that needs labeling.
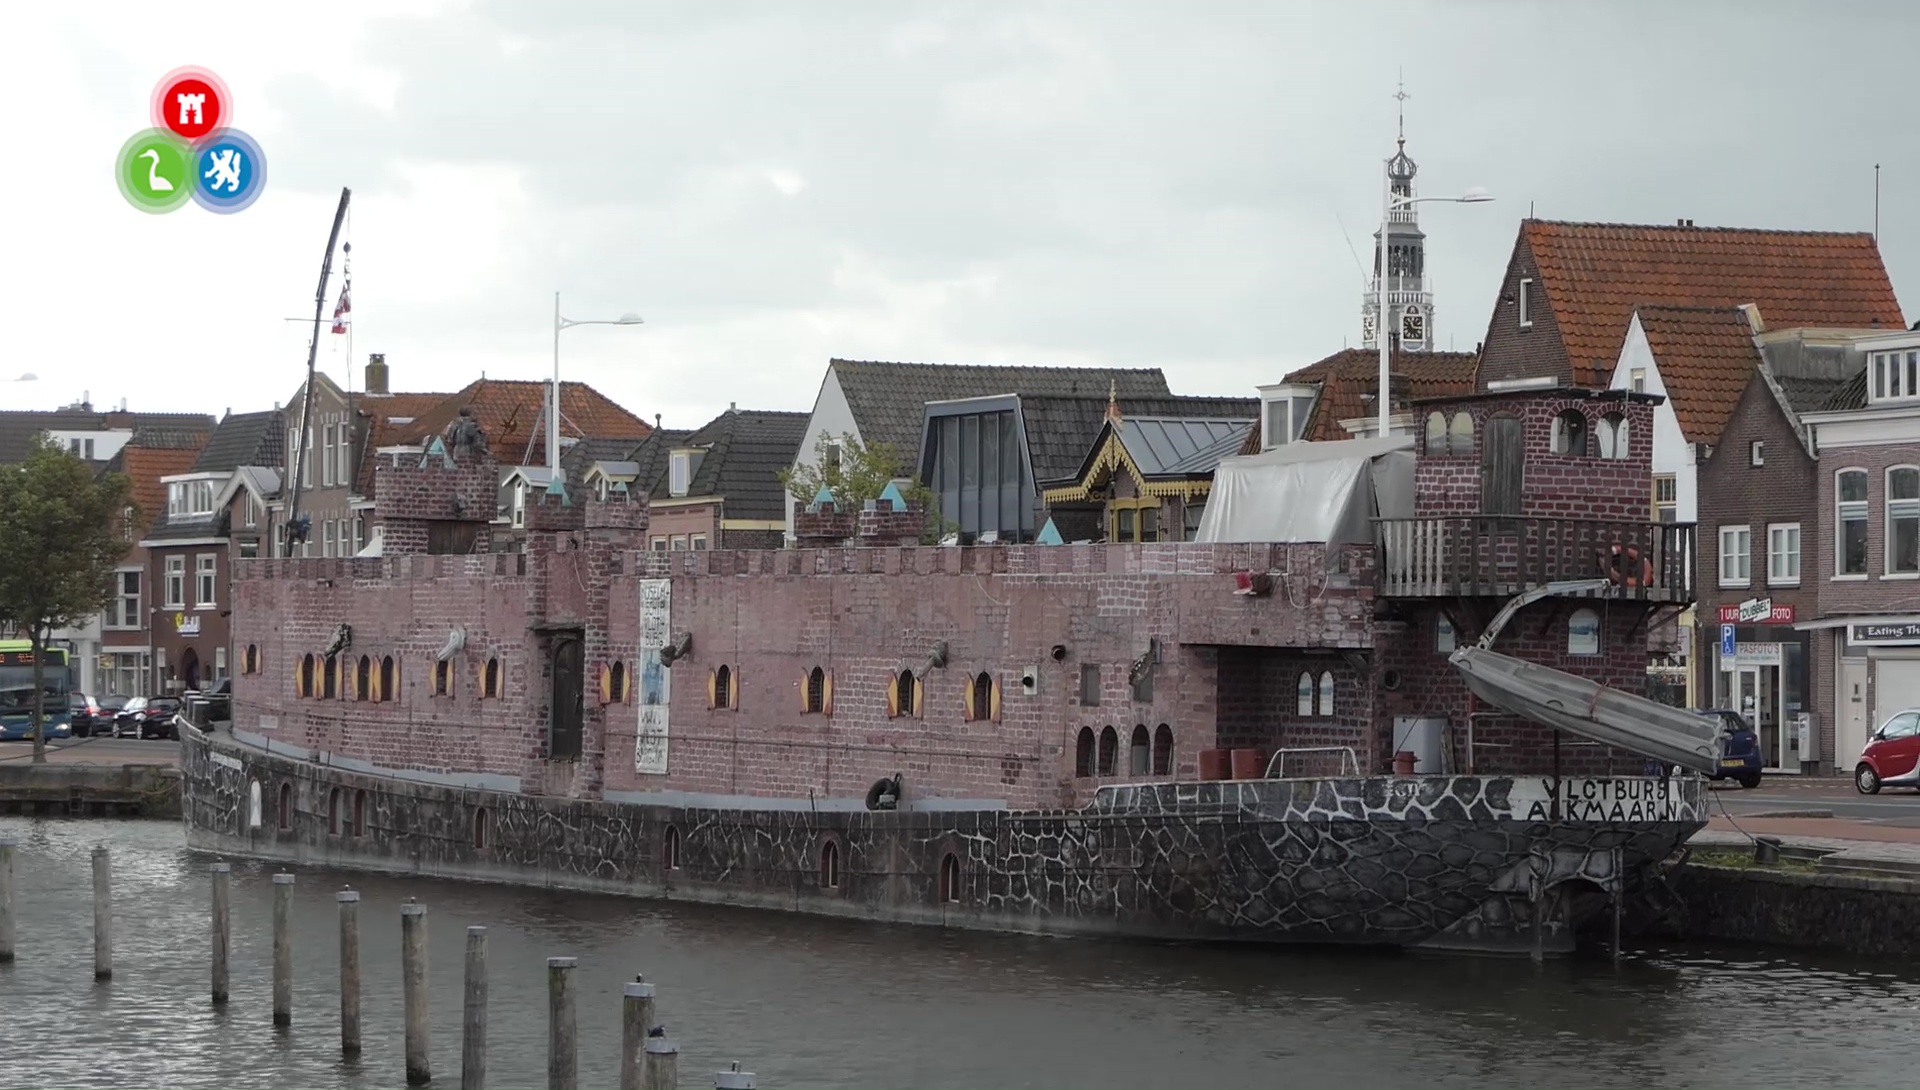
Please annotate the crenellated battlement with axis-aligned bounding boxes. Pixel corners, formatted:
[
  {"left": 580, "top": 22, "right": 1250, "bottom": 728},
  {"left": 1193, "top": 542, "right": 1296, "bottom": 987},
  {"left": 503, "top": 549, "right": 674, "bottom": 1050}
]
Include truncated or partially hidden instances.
[{"left": 236, "top": 539, "right": 1373, "bottom": 585}]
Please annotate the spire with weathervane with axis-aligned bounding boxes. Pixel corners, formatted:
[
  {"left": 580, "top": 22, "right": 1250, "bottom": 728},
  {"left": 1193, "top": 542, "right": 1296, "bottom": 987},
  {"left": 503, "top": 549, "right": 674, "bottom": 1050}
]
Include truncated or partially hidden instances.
[{"left": 1362, "top": 78, "right": 1434, "bottom": 353}]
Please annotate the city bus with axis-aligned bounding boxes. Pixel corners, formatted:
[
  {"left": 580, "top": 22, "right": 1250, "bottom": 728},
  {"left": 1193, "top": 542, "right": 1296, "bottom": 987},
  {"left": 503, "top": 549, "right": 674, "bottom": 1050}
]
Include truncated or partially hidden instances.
[{"left": 0, "top": 639, "right": 74, "bottom": 742}]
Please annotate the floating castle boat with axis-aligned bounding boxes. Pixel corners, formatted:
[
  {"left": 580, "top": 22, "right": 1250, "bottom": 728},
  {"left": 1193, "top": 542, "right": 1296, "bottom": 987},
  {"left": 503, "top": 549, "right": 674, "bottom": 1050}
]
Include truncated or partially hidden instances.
[{"left": 179, "top": 385, "right": 1715, "bottom": 955}]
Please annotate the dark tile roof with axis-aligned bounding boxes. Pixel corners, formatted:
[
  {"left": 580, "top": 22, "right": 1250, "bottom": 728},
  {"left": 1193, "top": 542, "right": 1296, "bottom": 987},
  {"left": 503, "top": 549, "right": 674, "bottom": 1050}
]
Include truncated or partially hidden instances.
[
  {"left": 1522, "top": 219, "right": 1904, "bottom": 388},
  {"left": 643, "top": 409, "right": 810, "bottom": 521},
  {"left": 560, "top": 435, "right": 647, "bottom": 491},
  {"left": 190, "top": 410, "right": 285, "bottom": 473},
  {"left": 1632, "top": 306, "right": 1764, "bottom": 445},
  {"left": 829, "top": 359, "right": 1171, "bottom": 459},
  {"left": 1281, "top": 349, "right": 1480, "bottom": 442},
  {"left": 1818, "top": 369, "right": 1869, "bottom": 413},
  {"left": 145, "top": 515, "right": 222, "bottom": 541},
  {"left": 0, "top": 409, "right": 214, "bottom": 464},
  {"left": 618, "top": 428, "right": 695, "bottom": 497},
  {"left": 1022, "top": 395, "right": 1258, "bottom": 485}
]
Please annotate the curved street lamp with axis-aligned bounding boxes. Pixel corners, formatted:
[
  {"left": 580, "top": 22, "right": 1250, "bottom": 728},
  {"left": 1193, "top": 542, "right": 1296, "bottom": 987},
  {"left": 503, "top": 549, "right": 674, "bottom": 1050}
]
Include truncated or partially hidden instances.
[{"left": 551, "top": 293, "right": 644, "bottom": 472}]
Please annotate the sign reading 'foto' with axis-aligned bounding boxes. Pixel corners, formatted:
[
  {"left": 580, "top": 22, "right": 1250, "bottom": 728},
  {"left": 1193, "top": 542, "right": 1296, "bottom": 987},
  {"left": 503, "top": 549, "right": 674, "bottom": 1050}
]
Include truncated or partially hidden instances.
[{"left": 1717, "top": 598, "right": 1795, "bottom": 625}]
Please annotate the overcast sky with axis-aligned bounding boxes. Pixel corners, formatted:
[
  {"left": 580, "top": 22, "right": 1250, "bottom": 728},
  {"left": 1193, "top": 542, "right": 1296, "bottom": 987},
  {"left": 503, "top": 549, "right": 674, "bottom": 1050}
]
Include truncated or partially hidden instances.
[{"left": 6, "top": 2, "right": 1915, "bottom": 429}]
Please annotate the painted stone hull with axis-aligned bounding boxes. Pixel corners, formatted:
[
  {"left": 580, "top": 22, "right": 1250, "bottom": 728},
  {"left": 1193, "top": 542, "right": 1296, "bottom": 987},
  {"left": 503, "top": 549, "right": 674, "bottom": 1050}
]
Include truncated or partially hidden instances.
[{"left": 177, "top": 724, "right": 1705, "bottom": 953}]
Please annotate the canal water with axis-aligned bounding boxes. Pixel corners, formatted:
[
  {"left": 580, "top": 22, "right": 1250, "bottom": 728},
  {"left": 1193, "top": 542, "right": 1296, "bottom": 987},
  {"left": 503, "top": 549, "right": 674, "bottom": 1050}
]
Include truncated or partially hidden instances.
[{"left": 0, "top": 817, "right": 1910, "bottom": 1089}]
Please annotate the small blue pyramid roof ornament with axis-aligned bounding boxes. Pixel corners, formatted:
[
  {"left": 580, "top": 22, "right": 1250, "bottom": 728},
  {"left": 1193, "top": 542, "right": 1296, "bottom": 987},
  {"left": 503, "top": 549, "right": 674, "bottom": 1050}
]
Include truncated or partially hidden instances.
[
  {"left": 544, "top": 476, "right": 572, "bottom": 506},
  {"left": 811, "top": 483, "right": 836, "bottom": 510},
  {"left": 420, "top": 436, "right": 452, "bottom": 468},
  {"left": 877, "top": 480, "right": 908, "bottom": 510},
  {"left": 1036, "top": 517, "right": 1064, "bottom": 545}
]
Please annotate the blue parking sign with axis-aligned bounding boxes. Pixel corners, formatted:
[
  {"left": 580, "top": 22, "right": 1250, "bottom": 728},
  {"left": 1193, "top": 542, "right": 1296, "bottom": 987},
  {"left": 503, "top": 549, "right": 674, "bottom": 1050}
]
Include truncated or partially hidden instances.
[{"left": 1720, "top": 624, "right": 1737, "bottom": 657}]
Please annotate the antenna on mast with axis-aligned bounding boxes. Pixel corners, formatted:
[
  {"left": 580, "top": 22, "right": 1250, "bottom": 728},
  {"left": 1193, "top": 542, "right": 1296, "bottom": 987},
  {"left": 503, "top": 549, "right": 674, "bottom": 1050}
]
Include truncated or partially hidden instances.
[{"left": 1875, "top": 163, "right": 1881, "bottom": 242}]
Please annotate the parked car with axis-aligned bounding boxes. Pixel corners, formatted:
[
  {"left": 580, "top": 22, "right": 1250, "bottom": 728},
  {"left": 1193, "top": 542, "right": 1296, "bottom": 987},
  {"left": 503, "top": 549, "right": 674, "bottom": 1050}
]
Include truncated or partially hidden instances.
[
  {"left": 1698, "top": 708, "right": 1763, "bottom": 789},
  {"left": 1855, "top": 709, "right": 1920, "bottom": 794},
  {"left": 114, "top": 697, "right": 182, "bottom": 740},
  {"left": 69, "top": 693, "right": 104, "bottom": 737}
]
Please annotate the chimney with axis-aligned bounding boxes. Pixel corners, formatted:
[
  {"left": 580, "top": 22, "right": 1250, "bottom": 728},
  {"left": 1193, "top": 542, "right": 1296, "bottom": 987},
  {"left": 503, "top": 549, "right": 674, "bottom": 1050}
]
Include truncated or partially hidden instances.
[{"left": 365, "top": 353, "right": 390, "bottom": 396}]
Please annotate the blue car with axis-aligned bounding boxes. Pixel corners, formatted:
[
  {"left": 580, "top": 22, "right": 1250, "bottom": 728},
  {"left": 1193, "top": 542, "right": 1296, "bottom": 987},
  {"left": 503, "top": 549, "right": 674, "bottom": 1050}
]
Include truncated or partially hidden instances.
[{"left": 1700, "top": 708, "right": 1764, "bottom": 788}]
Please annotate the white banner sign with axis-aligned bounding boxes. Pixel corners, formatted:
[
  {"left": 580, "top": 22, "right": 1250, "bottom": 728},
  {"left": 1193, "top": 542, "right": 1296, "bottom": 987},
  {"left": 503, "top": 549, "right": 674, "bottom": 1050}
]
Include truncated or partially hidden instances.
[{"left": 635, "top": 579, "right": 672, "bottom": 775}]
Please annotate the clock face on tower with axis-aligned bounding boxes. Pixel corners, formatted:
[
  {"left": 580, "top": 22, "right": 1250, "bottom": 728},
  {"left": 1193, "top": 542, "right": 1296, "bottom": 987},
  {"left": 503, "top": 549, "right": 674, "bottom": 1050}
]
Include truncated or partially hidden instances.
[{"left": 1401, "top": 308, "right": 1426, "bottom": 344}]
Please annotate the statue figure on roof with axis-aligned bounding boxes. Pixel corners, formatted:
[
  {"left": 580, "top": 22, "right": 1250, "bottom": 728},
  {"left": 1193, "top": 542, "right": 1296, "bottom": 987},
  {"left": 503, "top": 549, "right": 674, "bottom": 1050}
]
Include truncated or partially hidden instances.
[{"left": 445, "top": 407, "right": 490, "bottom": 458}]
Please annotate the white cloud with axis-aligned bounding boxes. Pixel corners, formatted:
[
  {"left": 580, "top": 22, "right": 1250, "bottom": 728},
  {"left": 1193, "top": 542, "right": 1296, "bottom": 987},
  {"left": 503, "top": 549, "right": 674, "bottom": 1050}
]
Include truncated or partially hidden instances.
[{"left": 3, "top": 1, "right": 1917, "bottom": 428}]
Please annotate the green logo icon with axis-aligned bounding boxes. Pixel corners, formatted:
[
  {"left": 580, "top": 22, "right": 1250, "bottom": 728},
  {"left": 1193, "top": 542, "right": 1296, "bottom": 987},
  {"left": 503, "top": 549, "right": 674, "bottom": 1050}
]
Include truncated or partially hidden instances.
[{"left": 115, "top": 130, "right": 194, "bottom": 214}]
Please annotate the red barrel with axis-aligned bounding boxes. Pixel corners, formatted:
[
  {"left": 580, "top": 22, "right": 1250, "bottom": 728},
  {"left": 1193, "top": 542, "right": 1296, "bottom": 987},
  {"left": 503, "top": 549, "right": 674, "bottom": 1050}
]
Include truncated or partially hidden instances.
[
  {"left": 1199, "top": 749, "right": 1232, "bottom": 781},
  {"left": 1230, "top": 748, "right": 1265, "bottom": 781},
  {"left": 1392, "top": 750, "right": 1418, "bottom": 777}
]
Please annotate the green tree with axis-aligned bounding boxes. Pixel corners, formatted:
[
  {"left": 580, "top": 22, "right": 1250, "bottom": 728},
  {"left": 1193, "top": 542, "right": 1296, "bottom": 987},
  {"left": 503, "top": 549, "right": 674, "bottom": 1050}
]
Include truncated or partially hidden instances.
[
  {"left": 0, "top": 438, "right": 132, "bottom": 763},
  {"left": 777, "top": 432, "right": 950, "bottom": 543}
]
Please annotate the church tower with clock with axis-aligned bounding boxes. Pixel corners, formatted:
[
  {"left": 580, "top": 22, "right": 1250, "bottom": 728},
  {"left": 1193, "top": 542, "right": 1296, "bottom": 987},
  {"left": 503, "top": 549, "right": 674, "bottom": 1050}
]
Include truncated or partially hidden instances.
[{"left": 1361, "top": 88, "right": 1434, "bottom": 353}]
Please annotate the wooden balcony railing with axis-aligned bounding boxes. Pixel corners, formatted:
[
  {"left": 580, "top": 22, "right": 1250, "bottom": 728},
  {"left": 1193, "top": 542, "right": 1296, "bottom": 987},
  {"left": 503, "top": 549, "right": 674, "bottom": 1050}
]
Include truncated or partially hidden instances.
[{"left": 1376, "top": 517, "right": 1695, "bottom": 601}]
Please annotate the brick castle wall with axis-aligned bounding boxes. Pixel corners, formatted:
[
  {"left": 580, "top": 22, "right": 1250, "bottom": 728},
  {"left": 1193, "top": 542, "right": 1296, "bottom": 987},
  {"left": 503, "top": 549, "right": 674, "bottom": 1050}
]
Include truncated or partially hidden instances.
[
  {"left": 231, "top": 541, "right": 1382, "bottom": 809},
  {"left": 1414, "top": 394, "right": 1655, "bottom": 519}
]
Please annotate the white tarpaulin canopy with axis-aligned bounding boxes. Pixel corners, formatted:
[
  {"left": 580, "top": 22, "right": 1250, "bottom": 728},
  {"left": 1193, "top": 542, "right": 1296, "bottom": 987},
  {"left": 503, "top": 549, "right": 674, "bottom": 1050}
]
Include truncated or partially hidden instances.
[{"left": 1193, "top": 436, "right": 1415, "bottom": 552}]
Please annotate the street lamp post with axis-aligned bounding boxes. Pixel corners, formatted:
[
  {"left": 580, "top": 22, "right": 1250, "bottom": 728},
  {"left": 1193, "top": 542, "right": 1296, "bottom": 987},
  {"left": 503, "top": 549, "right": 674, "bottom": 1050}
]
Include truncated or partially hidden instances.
[
  {"left": 551, "top": 293, "right": 644, "bottom": 474},
  {"left": 1375, "top": 186, "right": 1493, "bottom": 436}
]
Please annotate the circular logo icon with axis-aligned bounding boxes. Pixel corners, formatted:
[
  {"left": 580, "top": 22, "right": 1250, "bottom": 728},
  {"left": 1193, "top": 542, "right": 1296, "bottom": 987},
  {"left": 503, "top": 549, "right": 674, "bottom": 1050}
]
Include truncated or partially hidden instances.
[
  {"left": 191, "top": 129, "right": 267, "bottom": 214},
  {"left": 151, "top": 66, "right": 231, "bottom": 142},
  {"left": 115, "top": 130, "right": 195, "bottom": 214}
]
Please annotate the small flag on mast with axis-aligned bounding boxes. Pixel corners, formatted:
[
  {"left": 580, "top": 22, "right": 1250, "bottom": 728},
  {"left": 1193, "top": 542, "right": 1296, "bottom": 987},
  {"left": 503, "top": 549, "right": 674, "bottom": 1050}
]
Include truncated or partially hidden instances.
[{"left": 331, "top": 276, "right": 351, "bottom": 334}]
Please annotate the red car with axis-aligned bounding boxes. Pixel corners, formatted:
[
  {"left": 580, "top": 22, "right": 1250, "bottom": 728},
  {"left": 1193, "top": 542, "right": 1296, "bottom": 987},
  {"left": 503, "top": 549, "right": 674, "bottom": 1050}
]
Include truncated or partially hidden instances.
[{"left": 1854, "top": 709, "right": 1920, "bottom": 794}]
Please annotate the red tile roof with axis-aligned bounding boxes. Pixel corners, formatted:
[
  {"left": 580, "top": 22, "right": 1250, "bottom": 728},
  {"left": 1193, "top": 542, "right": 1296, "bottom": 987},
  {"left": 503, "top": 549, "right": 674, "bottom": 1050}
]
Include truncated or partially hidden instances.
[
  {"left": 354, "top": 391, "right": 453, "bottom": 496},
  {"left": 1523, "top": 220, "right": 1904, "bottom": 387},
  {"left": 1282, "top": 349, "right": 1480, "bottom": 441},
  {"left": 393, "top": 379, "right": 652, "bottom": 464},
  {"left": 1632, "top": 306, "right": 1765, "bottom": 445},
  {"left": 120, "top": 443, "right": 208, "bottom": 534}
]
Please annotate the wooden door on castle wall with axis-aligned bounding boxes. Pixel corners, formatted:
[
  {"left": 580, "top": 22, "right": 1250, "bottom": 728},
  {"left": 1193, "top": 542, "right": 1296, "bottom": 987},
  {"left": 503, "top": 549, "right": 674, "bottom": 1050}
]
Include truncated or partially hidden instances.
[
  {"left": 550, "top": 635, "right": 584, "bottom": 761},
  {"left": 1481, "top": 414, "right": 1523, "bottom": 516}
]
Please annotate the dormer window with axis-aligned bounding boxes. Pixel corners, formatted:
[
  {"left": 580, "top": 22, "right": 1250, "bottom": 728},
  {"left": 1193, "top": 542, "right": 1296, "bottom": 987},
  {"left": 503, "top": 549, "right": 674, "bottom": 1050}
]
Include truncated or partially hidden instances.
[
  {"left": 669, "top": 451, "right": 691, "bottom": 497},
  {"left": 668, "top": 449, "right": 705, "bottom": 498},
  {"left": 1257, "top": 383, "right": 1318, "bottom": 450},
  {"left": 1871, "top": 349, "right": 1920, "bottom": 404},
  {"left": 166, "top": 479, "right": 217, "bottom": 518}
]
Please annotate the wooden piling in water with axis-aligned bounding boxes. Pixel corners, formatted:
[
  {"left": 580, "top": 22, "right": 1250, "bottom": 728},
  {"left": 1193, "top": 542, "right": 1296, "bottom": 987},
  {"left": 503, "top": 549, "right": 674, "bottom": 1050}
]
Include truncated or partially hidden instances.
[
  {"left": 272, "top": 872, "right": 294, "bottom": 1025},
  {"left": 642, "top": 1035, "right": 679, "bottom": 1090},
  {"left": 401, "top": 899, "right": 430, "bottom": 1086},
  {"left": 713, "top": 1060, "right": 757, "bottom": 1089},
  {"left": 91, "top": 846, "right": 112, "bottom": 981},
  {"left": 0, "top": 836, "right": 16, "bottom": 963},
  {"left": 620, "top": 977, "right": 656, "bottom": 1089},
  {"left": 338, "top": 888, "right": 361, "bottom": 1054},
  {"left": 548, "top": 956, "right": 578, "bottom": 1089},
  {"left": 1612, "top": 847, "right": 1624, "bottom": 967},
  {"left": 462, "top": 926, "right": 488, "bottom": 1090},
  {"left": 209, "top": 862, "right": 230, "bottom": 1003}
]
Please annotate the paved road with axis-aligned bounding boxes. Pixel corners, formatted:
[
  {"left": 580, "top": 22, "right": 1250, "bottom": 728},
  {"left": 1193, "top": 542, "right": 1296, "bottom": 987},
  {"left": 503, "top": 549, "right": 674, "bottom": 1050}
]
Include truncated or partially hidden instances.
[
  {"left": 0, "top": 735, "right": 176, "bottom": 765},
  {"left": 1709, "top": 773, "right": 1920, "bottom": 827}
]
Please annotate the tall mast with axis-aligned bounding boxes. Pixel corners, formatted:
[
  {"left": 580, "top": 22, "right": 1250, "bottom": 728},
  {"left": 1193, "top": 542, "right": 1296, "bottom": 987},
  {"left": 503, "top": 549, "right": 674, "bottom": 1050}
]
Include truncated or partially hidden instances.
[{"left": 286, "top": 186, "right": 351, "bottom": 555}]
